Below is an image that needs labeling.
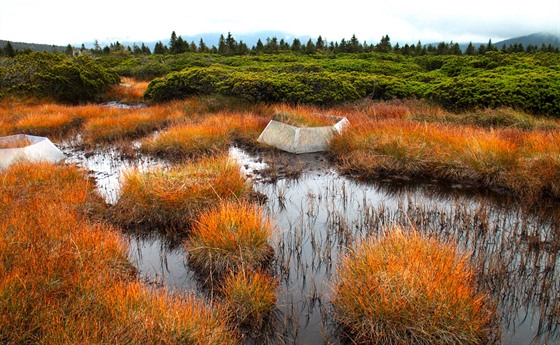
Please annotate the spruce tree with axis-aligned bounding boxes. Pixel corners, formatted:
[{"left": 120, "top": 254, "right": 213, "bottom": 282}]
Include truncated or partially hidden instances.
[
  {"left": 3, "top": 41, "right": 16, "bottom": 57},
  {"left": 279, "top": 39, "right": 290, "bottom": 51},
  {"left": 266, "top": 37, "right": 279, "bottom": 53},
  {"left": 141, "top": 43, "right": 151, "bottom": 55},
  {"left": 291, "top": 38, "right": 302, "bottom": 52},
  {"left": 65, "top": 44, "right": 74, "bottom": 57},
  {"left": 486, "top": 39, "right": 495, "bottom": 52},
  {"left": 477, "top": 44, "right": 486, "bottom": 55},
  {"left": 173, "top": 36, "right": 188, "bottom": 54},
  {"left": 132, "top": 43, "right": 142, "bottom": 55},
  {"left": 402, "top": 43, "right": 411, "bottom": 56},
  {"left": 218, "top": 34, "right": 227, "bottom": 55},
  {"left": 415, "top": 41, "right": 423, "bottom": 55},
  {"left": 305, "top": 39, "right": 316, "bottom": 54},
  {"left": 376, "top": 35, "right": 391, "bottom": 53},
  {"left": 238, "top": 41, "right": 249, "bottom": 55},
  {"left": 450, "top": 42, "right": 462, "bottom": 55},
  {"left": 436, "top": 42, "right": 448, "bottom": 55},
  {"left": 465, "top": 42, "right": 476, "bottom": 55},
  {"left": 316, "top": 36, "right": 325, "bottom": 51},
  {"left": 154, "top": 41, "right": 165, "bottom": 54},
  {"left": 189, "top": 41, "right": 197, "bottom": 53},
  {"left": 225, "top": 32, "right": 237, "bottom": 55},
  {"left": 338, "top": 38, "right": 348, "bottom": 53},
  {"left": 198, "top": 38, "right": 208, "bottom": 53},
  {"left": 170, "top": 31, "right": 178, "bottom": 52},
  {"left": 349, "top": 34, "right": 362, "bottom": 53},
  {"left": 255, "top": 39, "right": 264, "bottom": 52}
]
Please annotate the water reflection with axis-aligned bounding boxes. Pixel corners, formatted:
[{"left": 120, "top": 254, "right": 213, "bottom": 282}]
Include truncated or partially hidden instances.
[{"left": 64, "top": 144, "right": 559, "bottom": 344}]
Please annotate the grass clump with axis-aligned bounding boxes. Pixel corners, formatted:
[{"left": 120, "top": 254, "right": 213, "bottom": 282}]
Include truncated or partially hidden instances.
[
  {"left": 221, "top": 269, "right": 278, "bottom": 329},
  {"left": 14, "top": 111, "right": 78, "bottom": 138},
  {"left": 272, "top": 111, "right": 340, "bottom": 127},
  {"left": 332, "top": 228, "right": 495, "bottom": 345},
  {"left": 413, "top": 107, "right": 559, "bottom": 130},
  {"left": 82, "top": 111, "right": 164, "bottom": 144},
  {"left": 331, "top": 119, "right": 560, "bottom": 200},
  {"left": 141, "top": 113, "right": 268, "bottom": 160},
  {"left": 103, "top": 77, "right": 150, "bottom": 104},
  {"left": 186, "top": 201, "right": 274, "bottom": 278},
  {"left": 0, "top": 162, "right": 238, "bottom": 344},
  {"left": 141, "top": 121, "right": 231, "bottom": 160},
  {"left": 111, "top": 154, "right": 250, "bottom": 230}
]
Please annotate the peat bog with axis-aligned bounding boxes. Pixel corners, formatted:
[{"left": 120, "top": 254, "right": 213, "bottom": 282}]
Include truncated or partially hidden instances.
[
  {"left": 62, "top": 140, "right": 560, "bottom": 344},
  {"left": 2, "top": 69, "right": 560, "bottom": 343}
]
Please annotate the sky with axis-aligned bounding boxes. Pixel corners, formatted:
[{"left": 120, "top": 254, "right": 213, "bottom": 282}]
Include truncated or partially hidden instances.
[{"left": 1, "top": 0, "right": 559, "bottom": 46}]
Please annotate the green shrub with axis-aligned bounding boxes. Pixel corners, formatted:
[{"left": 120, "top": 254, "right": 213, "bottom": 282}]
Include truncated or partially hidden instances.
[
  {"left": 139, "top": 52, "right": 560, "bottom": 116},
  {"left": 0, "top": 53, "right": 119, "bottom": 103},
  {"left": 144, "top": 66, "right": 230, "bottom": 101}
]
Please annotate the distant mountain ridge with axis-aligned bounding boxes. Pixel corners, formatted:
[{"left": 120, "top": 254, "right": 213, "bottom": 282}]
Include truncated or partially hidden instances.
[
  {"left": 0, "top": 40, "right": 66, "bottom": 53},
  {"left": 2, "top": 32, "right": 559, "bottom": 53},
  {"left": 495, "top": 32, "right": 560, "bottom": 48}
]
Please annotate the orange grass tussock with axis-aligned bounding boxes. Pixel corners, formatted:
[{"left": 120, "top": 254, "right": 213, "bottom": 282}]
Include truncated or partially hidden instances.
[
  {"left": 272, "top": 111, "right": 340, "bottom": 128},
  {"left": 0, "top": 162, "right": 238, "bottom": 344},
  {"left": 14, "top": 111, "right": 77, "bottom": 138},
  {"left": 331, "top": 119, "right": 560, "bottom": 200},
  {"left": 221, "top": 269, "right": 278, "bottom": 328},
  {"left": 82, "top": 111, "right": 164, "bottom": 144},
  {"left": 103, "top": 77, "right": 150, "bottom": 104},
  {"left": 0, "top": 98, "right": 185, "bottom": 144},
  {"left": 0, "top": 101, "right": 81, "bottom": 139},
  {"left": 336, "top": 99, "right": 413, "bottom": 122},
  {"left": 141, "top": 112, "right": 268, "bottom": 160},
  {"left": 111, "top": 154, "right": 251, "bottom": 230},
  {"left": 332, "top": 228, "right": 496, "bottom": 345},
  {"left": 141, "top": 120, "right": 231, "bottom": 160},
  {"left": 186, "top": 200, "right": 274, "bottom": 278},
  {"left": 0, "top": 99, "right": 122, "bottom": 140}
]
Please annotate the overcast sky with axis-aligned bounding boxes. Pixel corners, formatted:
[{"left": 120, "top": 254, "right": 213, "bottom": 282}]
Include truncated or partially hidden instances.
[{"left": 1, "top": 0, "right": 559, "bottom": 46}]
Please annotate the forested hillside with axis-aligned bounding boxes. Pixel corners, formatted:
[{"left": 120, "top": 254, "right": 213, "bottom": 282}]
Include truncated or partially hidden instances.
[{"left": 1, "top": 32, "right": 559, "bottom": 115}]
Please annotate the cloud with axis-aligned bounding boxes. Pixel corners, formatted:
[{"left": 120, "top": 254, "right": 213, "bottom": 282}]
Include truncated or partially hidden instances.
[{"left": 1, "top": 0, "right": 558, "bottom": 45}]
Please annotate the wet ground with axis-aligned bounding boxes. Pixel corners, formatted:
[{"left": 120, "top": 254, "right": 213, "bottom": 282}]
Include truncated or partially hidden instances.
[{"left": 61, "top": 142, "right": 560, "bottom": 345}]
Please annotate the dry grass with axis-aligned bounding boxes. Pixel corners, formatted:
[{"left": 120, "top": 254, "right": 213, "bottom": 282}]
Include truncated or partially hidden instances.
[
  {"left": 0, "top": 98, "right": 188, "bottom": 144},
  {"left": 0, "top": 100, "right": 82, "bottom": 139},
  {"left": 0, "top": 97, "right": 268, "bottom": 147},
  {"left": 0, "top": 99, "right": 124, "bottom": 140},
  {"left": 0, "top": 135, "right": 32, "bottom": 149},
  {"left": 415, "top": 106, "right": 559, "bottom": 130},
  {"left": 141, "top": 120, "right": 231, "bottom": 160},
  {"left": 186, "top": 201, "right": 274, "bottom": 278},
  {"left": 13, "top": 111, "right": 78, "bottom": 138},
  {"left": 141, "top": 113, "right": 267, "bottom": 160},
  {"left": 111, "top": 154, "right": 251, "bottom": 230},
  {"left": 103, "top": 77, "right": 150, "bottom": 104},
  {"left": 337, "top": 98, "right": 413, "bottom": 121},
  {"left": 0, "top": 162, "right": 238, "bottom": 344},
  {"left": 332, "top": 228, "right": 495, "bottom": 345},
  {"left": 221, "top": 269, "right": 278, "bottom": 329},
  {"left": 82, "top": 111, "right": 164, "bottom": 144},
  {"left": 331, "top": 118, "right": 560, "bottom": 200},
  {"left": 80, "top": 102, "right": 190, "bottom": 145},
  {"left": 272, "top": 111, "right": 340, "bottom": 127}
]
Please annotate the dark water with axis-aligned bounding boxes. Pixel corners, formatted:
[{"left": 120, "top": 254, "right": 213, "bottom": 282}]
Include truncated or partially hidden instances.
[{"left": 62, "top": 144, "right": 560, "bottom": 345}]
